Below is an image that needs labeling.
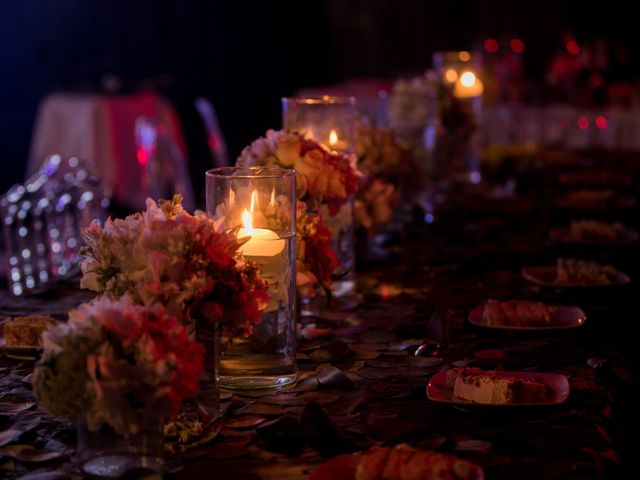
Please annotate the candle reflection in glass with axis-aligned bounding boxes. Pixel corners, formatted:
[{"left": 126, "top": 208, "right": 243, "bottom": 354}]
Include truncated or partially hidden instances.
[{"left": 206, "top": 167, "right": 297, "bottom": 390}]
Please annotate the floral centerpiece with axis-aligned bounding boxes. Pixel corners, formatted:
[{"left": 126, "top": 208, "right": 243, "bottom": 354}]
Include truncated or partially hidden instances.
[
  {"left": 354, "top": 122, "right": 422, "bottom": 233},
  {"left": 237, "top": 129, "right": 361, "bottom": 215},
  {"left": 237, "top": 130, "right": 361, "bottom": 296},
  {"left": 33, "top": 296, "right": 203, "bottom": 437},
  {"left": 80, "top": 195, "right": 269, "bottom": 336}
]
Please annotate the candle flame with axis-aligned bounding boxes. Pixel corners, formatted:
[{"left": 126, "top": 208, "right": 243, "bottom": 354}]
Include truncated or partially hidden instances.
[
  {"left": 329, "top": 129, "right": 338, "bottom": 146},
  {"left": 460, "top": 71, "right": 476, "bottom": 87},
  {"left": 242, "top": 190, "right": 257, "bottom": 234},
  {"left": 269, "top": 188, "right": 275, "bottom": 208},
  {"left": 444, "top": 68, "right": 458, "bottom": 84}
]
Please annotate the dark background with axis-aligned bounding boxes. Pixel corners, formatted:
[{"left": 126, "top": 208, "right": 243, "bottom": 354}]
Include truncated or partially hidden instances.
[{"left": 1, "top": 0, "right": 638, "bottom": 196}]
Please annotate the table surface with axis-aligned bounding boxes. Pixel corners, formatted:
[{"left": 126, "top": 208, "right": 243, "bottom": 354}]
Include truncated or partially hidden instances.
[{"left": 2, "top": 150, "right": 639, "bottom": 479}]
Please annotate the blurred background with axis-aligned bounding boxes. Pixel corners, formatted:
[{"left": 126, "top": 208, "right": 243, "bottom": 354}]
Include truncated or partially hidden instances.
[{"left": 2, "top": 0, "right": 639, "bottom": 196}]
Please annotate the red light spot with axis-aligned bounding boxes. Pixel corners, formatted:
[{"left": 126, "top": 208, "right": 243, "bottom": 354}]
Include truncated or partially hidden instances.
[
  {"left": 136, "top": 146, "right": 149, "bottom": 166},
  {"left": 595, "top": 116, "right": 607, "bottom": 129},
  {"left": 510, "top": 38, "right": 525, "bottom": 54},
  {"left": 566, "top": 40, "right": 580, "bottom": 56},
  {"left": 577, "top": 116, "right": 590, "bottom": 130},
  {"left": 590, "top": 72, "right": 605, "bottom": 88},
  {"left": 484, "top": 38, "right": 499, "bottom": 54}
]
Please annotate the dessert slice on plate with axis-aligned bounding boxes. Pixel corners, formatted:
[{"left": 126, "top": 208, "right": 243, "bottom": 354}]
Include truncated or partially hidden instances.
[
  {"left": 481, "top": 299, "right": 557, "bottom": 327},
  {"left": 522, "top": 258, "right": 630, "bottom": 287},
  {"left": 427, "top": 368, "right": 569, "bottom": 406},
  {"left": 0, "top": 315, "right": 55, "bottom": 360},
  {"left": 446, "top": 368, "right": 551, "bottom": 405},
  {"left": 3, "top": 315, "right": 56, "bottom": 347},
  {"left": 469, "top": 300, "right": 586, "bottom": 331}
]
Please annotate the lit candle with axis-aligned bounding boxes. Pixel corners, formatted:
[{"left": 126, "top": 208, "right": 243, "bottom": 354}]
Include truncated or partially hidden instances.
[
  {"left": 454, "top": 71, "right": 484, "bottom": 98},
  {"left": 444, "top": 68, "right": 458, "bottom": 84},
  {"left": 328, "top": 128, "right": 349, "bottom": 152},
  {"left": 237, "top": 191, "right": 285, "bottom": 257}
]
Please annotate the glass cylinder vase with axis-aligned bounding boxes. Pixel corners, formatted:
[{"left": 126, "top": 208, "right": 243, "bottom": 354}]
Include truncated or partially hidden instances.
[
  {"left": 282, "top": 96, "right": 358, "bottom": 304},
  {"left": 206, "top": 167, "right": 297, "bottom": 391},
  {"left": 432, "top": 50, "right": 484, "bottom": 186},
  {"left": 195, "top": 316, "right": 220, "bottom": 418},
  {"left": 77, "top": 417, "right": 164, "bottom": 477}
]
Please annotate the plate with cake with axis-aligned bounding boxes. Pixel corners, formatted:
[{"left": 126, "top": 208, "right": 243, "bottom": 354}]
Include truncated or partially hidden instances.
[
  {"left": 0, "top": 315, "right": 55, "bottom": 360},
  {"left": 549, "top": 220, "right": 638, "bottom": 246},
  {"left": 469, "top": 299, "right": 586, "bottom": 331},
  {"left": 427, "top": 367, "right": 569, "bottom": 407},
  {"left": 522, "top": 258, "right": 630, "bottom": 288}
]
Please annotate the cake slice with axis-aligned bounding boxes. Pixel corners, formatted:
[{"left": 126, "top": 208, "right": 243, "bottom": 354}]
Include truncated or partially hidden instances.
[
  {"left": 3, "top": 316, "right": 56, "bottom": 346},
  {"left": 446, "top": 368, "right": 550, "bottom": 404},
  {"left": 482, "top": 299, "right": 557, "bottom": 327},
  {"left": 555, "top": 258, "right": 618, "bottom": 285},
  {"left": 355, "top": 444, "right": 484, "bottom": 480}
]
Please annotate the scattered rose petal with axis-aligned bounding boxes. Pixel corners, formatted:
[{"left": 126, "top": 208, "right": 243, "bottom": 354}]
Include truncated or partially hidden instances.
[
  {"left": 474, "top": 349, "right": 509, "bottom": 360},
  {"left": 315, "top": 365, "right": 354, "bottom": 389},
  {"left": 362, "top": 331, "right": 397, "bottom": 344},
  {"left": 223, "top": 415, "right": 266, "bottom": 429},
  {"left": 0, "top": 446, "right": 66, "bottom": 463},
  {"left": 454, "top": 439, "right": 493, "bottom": 453},
  {"left": 0, "top": 401, "right": 34, "bottom": 415},
  {"left": 350, "top": 348, "right": 380, "bottom": 360}
]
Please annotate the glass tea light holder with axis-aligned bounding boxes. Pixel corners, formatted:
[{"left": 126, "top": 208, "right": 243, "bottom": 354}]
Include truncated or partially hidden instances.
[
  {"left": 282, "top": 96, "right": 358, "bottom": 304},
  {"left": 432, "top": 51, "right": 484, "bottom": 185},
  {"left": 206, "top": 167, "right": 297, "bottom": 390},
  {"left": 282, "top": 95, "right": 356, "bottom": 153}
]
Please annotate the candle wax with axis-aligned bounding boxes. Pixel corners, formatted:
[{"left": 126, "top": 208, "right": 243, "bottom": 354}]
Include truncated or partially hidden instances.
[{"left": 238, "top": 228, "right": 285, "bottom": 257}]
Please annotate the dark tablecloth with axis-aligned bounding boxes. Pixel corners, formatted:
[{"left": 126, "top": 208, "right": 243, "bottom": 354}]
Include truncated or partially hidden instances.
[{"left": 2, "top": 151, "right": 639, "bottom": 479}]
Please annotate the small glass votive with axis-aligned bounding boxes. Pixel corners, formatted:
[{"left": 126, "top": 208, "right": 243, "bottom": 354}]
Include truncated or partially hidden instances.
[
  {"left": 206, "top": 167, "right": 297, "bottom": 390},
  {"left": 282, "top": 96, "right": 356, "bottom": 153}
]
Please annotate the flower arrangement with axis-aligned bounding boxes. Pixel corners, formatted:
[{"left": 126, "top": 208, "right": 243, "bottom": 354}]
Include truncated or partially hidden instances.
[
  {"left": 80, "top": 195, "right": 269, "bottom": 336},
  {"left": 296, "top": 201, "right": 339, "bottom": 297},
  {"left": 33, "top": 296, "right": 204, "bottom": 437},
  {"left": 354, "top": 177, "right": 399, "bottom": 232},
  {"left": 354, "top": 122, "right": 423, "bottom": 233},
  {"left": 237, "top": 129, "right": 361, "bottom": 215}
]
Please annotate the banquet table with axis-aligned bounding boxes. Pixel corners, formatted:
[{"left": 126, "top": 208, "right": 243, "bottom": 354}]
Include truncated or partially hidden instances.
[{"left": 1, "top": 149, "right": 639, "bottom": 479}]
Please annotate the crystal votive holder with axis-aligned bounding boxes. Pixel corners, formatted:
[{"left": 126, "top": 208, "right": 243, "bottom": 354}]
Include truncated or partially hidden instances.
[{"left": 206, "top": 167, "right": 297, "bottom": 390}]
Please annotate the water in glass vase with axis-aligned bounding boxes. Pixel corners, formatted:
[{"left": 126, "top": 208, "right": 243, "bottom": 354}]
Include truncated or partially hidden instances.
[
  {"left": 322, "top": 200, "right": 358, "bottom": 309},
  {"left": 219, "top": 231, "right": 297, "bottom": 390}
]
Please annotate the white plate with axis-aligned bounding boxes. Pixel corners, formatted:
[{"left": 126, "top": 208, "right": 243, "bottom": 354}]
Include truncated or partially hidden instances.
[
  {"left": 549, "top": 227, "right": 639, "bottom": 246},
  {"left": 522, "top": 266, "right": 630, "bottom": 288},
  {"left": 427, "top": 369, "right": 570, "bottom": 407},
  {"left": 468, "top": 304, "right": 586, "bottom": 331},
  {"left": 0, "top": 338, "right": 40, "bottom": 361}
]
